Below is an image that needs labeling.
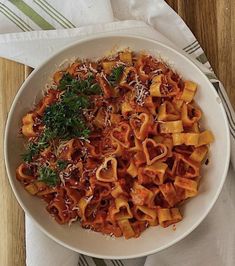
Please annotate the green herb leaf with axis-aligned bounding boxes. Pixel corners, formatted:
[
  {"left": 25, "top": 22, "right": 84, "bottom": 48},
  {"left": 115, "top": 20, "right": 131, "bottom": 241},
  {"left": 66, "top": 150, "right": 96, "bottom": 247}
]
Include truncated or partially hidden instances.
[
  {"left": 57, "top": 160, "right": 68, "bottom": 171},
  {"left": 38, "top": 166, "right": 59, "bottom": 186},
  {"left": 43, "top": 91, "right": 90, "bottom": 140},
  {"left": 58, "top": 73, "right": 73, "bottom": 90},
  {"left": 58, "top": 73, "right": 101, "bottom": 95},
  {"left": 21, "top": 129, "right": 55, "bottom": 163},
  {"left": 22, "top": 74, "right": 97, "bottom": 163},
  {"left": 108, "top": 66, "right": 124, "bottom": 86}
]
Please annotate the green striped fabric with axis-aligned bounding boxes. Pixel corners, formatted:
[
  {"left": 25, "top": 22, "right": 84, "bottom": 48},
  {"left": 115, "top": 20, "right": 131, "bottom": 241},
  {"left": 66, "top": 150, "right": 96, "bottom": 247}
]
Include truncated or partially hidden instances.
[
  {"left": 34, "top": 0, "right": 75, "bottom": 29},
  {"left": 0, "top": 2, "right": 33, "bottom": 31},
  {"left": 9, "top": 0, "right": 55, "bottom": 29},
  {"left": 1, "top": 0, "right": 76, "bottom": 31}
]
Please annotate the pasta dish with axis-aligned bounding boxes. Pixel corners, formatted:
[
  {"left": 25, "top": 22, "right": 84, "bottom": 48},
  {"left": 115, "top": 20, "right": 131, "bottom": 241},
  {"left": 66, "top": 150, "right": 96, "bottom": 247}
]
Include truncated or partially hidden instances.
[{"left": 16, "top": 50, "right": 214, "bottom": 239}]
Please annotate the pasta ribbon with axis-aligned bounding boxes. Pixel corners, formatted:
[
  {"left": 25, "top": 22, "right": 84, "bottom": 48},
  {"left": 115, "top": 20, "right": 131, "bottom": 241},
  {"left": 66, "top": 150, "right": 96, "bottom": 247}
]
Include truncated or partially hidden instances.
[
  {"left": 53, "top": 71, "right": 64, "bottom": 84},
  {"left": 66, "top": 62, "right": 80, "bottom": 76},
  {"left": 144, "top": 96, "right": 157, "bottom": 115},
  {"left": 133, "top": 151, "right": 147, "bottom": 167},
  {"left": 119, "top": 67, "right": 137, "bottom": 89},
  {"left": 159, "top": 183, "right": 179, "bottom": 207},
  {"left": 172, "top": 133, "right": 200, "bottom": 146},
  {"left": 47, "top": 196, "right": 76, "bottom": 224},
  {"left": 110, "top": 113, "right": 122, "bottom": 125},
  {"left": 150, "top": 73, "right": 179, "bottom": 97},
  {"left": 131, "top": 182, "right": 154, "bottom": 206},
  {"left": 36, "top": 89, "right": 58, "bottom": 115},
  {"left": 140, "top": 162, "right": 168, "bottom": 185},
  {"left": 129, "top": 136, "right": 142, "bottom": 152},
  {"left": 102, "top": 61, "right": 117, "bottom": 74},
  {"left": 119, "top": 51, "right": 133, "bottom": 65},
  {"left": 181, "top": 103, "right": 202, "bottom": 127},
  {"left": 176, "top": 154, "right": 200, "bottom": 178},
  {"left": 174, "top": 176, "right": 198, "bottom": 193},
  {"left": 111, "top": 182, "right": 128, "bottom": 198},
  {"left": 189, "top": 145, "right": 208, "bottom": 162},
  {"left": 134, "top": 205, "right": 158, "bottom": 226},
  {"left": 77, "top": 196, "right": 92, "bottom": 221},
  {"left": 121, "top": 101, "right": 134, "bottom": 117},
  {"left": 158, "top": 208, "right": 182, "bottom": 227},
  {"left": 92, "top": 108, "right": 106, "bottom": 129},
  {"left": 143, "top": 138, "right": 168, "bottom": 165},
  {"left": 158, "top": 101, "right": 180, "bottom": 121},
  {"left": 111, "top": 122, "right": 131, "bottom": 148},
  {"left": 159, "top": 120, "right": 183, "bottom": 134},
  {"left": 180, "top": 81, "right": 197, "bottom": 102},
  {"left": 126, "top": 160, "right": 138, "bottom": 177},
  {"left": 58, "top": 139, "right": 81, "bottom": 161},
  {"left": 109, "top": 197, "right": 133, "bottom": 221},
  {"left": 196, "top": 130, "right": 215, "bottom": 147},
  {"left": 22, "top": 113, "right": 37, "bottom": 137},
  {"left": 25, "top": 181, "right": 47, "bottom": 195},
  {"left": 118, "top": 219, "right": 135, "bottom": 239},
  {"left": 130, "top": 113, "right": 153, "bottom": 140},
  {"left": 96, "top": 157, "right": 118, "bottom": 182},
  {"left": 97, "top": 73, "right": 113, "bottom": 98},
  {"left": 16, "top": 163, "right": 35, "bottom": 183}
]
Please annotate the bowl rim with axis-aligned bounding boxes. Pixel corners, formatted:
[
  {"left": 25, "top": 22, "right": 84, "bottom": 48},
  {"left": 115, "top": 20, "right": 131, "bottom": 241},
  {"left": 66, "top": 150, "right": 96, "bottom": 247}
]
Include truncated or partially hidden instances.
[{"left": 4, "top": 33, "right": 231, "bottom": 259}]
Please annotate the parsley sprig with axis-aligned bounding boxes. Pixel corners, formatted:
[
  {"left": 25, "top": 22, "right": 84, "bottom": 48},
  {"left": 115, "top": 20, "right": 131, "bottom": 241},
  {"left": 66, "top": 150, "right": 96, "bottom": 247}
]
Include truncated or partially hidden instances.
[
  {"left": 58, "top": 73, "right": 101, "bottom": 95},
  {"left": 57, "top": 160, "right": 68, "bottom": 171},
  {"left": 43, "top": 90, "right": 90, "bottom": 140},
  {"left": 108, "top": 66, "right": 124, "bottom": 86},
  {"left": 22, "top": 129, "right": 55, "bottom": 163},
  {"left": 22, "top": 73, "right": 101, "bottom": 163},
  {"left": 38, "top": 166, "right": 59, "bottom": 186}
]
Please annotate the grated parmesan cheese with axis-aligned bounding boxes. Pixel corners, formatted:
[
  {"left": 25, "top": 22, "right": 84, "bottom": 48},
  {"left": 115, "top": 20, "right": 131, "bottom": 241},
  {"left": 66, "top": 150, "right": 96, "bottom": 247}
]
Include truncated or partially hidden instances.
[
  {"left": 128, "top": 73, "right": 149, "bottom": 106},
  {"left": 68, "top": 216, "right": 78, "bottom": 227},
  {"left": 88, "top": 63, "right": 98, "bottom": 73},
  {"left": 100, "top": 71, "right": 110, "bottom": 85},
  {"left": 78, "top": 64, "right": 89, "bottom": 72}
]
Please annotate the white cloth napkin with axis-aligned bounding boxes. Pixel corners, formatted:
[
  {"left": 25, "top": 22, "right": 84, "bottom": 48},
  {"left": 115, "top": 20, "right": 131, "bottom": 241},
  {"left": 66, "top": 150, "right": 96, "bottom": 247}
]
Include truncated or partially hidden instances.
[{"left": 1, "top": 1, "right": 235, "bottom": 266}]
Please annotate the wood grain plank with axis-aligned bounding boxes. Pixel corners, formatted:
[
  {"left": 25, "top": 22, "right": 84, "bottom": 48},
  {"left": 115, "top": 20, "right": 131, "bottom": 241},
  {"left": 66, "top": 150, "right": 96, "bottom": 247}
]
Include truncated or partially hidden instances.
[
  {"left": 166, "top": 0, "right": 235, "bottom": 109},
  {"left": 0, "top": 58, "right": 26, "bottom": 266},
  {"left": 216, "top": 0, "right": 235, "bottom": 107}
]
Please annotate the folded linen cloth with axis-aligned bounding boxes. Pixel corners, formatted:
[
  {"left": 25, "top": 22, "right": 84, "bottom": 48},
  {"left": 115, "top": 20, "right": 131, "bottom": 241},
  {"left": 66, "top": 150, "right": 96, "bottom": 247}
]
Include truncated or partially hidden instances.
[{"left": 1, "top": 1, "right": 235, "bottom": 266}]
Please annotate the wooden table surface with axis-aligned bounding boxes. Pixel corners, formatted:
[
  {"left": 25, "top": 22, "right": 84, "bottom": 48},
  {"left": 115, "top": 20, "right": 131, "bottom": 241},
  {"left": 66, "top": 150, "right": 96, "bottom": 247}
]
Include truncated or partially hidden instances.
[{"left": 0, "top": 0, "right": 234, "bottom": 265}]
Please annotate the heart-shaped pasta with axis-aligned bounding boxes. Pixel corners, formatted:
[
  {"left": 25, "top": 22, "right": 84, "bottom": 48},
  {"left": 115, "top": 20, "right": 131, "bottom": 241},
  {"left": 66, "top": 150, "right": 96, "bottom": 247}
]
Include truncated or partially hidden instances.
[
  {"left": 109, "top": 197, "right": 133, "bottom": 221},
  {"left": 181, "top": 103, "right": 202, "bottom": 127},
  {"left": 133, "top": 205, "right": 158, "bottom": 226},
  {"left": 157, "top": 101, "right": 180, "bottom": 121},
  {"left": 176, "top": 155, "right": 200, "bottom": 178},
  {"left": 150, "top": 72, "right": 180, "bottom": 97},
  {"left": 130, "top": 113, "right": 152, "bottom": 140},
  {"left": 119, "top": 66, "right": 137, "bottom": 90},
  {"left": 96, "top": 157, "right": 118, "bottom": 182},
  {"left": 143, "top": 138, "right": 168, "bottom": 165},
  {"left": 111, "top": 122, "right": 131, "bottom": 148}
]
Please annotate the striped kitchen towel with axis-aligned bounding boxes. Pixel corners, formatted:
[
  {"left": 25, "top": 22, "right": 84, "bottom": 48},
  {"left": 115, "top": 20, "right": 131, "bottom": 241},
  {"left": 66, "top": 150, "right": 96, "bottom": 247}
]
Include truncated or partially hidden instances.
[
  {"left": 1, "top": 1, "right": 235, "bottom": 266},
  {"left": 0, "top": 0, "right": 113, "bottom": 33}
]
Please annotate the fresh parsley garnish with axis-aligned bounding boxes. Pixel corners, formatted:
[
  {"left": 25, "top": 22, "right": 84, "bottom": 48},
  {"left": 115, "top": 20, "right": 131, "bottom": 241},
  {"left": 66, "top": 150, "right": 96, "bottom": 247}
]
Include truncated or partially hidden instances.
[
  {"left": 38, "top": 166, "right": 59, "bottom": 186},
  {"left": 22, "top": 129, "right": 55, "bottom": 163},
  {"left": 43, "top": 90, "right": 90, "bottom": 139},
  {"left": 58, "top": 73, "right": 102, "bottom": 95},
  {"left": 108, "top": 66, "right": 124, "bottom": 86},
  {"left": 22, "top": 74, "right": 99, "bottom": 163},
  {"left": 57, "top": 160, "right": 68, "bottom": 171}
]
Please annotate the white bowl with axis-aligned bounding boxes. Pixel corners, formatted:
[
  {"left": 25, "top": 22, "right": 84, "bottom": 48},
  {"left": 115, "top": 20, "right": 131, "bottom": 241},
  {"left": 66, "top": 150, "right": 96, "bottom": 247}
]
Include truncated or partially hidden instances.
[{"left": 4, "top": 34, "right": 230, "bottom": 259}]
